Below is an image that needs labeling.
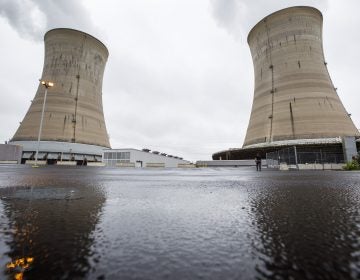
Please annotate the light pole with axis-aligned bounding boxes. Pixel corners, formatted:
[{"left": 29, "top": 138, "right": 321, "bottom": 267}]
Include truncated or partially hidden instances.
[{"left": 34, "top": 80, "right": 54, "bottom": 167}]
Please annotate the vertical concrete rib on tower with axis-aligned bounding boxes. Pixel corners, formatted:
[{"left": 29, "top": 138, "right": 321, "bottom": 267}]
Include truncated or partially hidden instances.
[
  {"left": 243, "top": 6, "right": 359, "bottom": 147},
  {"left": 11, "top": 28, "right": 110, "bottom": 161}
]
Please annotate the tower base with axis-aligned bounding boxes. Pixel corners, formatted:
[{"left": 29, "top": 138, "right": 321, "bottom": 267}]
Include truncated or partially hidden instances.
[{"left": 10, "top": 141, "right": 107, "bottom": 164}]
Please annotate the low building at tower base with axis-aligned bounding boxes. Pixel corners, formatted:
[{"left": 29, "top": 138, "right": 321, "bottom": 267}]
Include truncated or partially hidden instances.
[
  {"left": 103, "top": 148, "right": 190, "bottom": 168},
  {"left": 0, "top": 144, "right": 23, "bottom": 164},
  {"left": 212, "top": 137, "right": 360, "bottom": 167},
  {"left": 11, "top": 141, "right": 104, "bottom": 165}
]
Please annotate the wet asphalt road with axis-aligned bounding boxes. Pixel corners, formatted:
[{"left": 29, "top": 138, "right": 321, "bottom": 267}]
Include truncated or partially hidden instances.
[{"left": 0, "top": 165, "right": 359, "bottom": 280}]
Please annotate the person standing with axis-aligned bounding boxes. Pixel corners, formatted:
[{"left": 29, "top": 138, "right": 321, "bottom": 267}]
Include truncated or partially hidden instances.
[{"left": 255, "top": 153, "right": 262, "bottom": 171}]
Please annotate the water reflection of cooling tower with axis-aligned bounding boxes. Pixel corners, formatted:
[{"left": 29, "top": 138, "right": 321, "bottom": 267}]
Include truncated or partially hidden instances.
[
  {"left": 213, "top": 6, "right": 359, "bottom": 160},
  {"left": 249, "top": 178, "right": 360, "bottom": 279},
  {"left": 10, "top": 28, "right": 110, "bottom": 163},
  {"left": 1, "top": 184, "right": 105, "bottom": 279}
]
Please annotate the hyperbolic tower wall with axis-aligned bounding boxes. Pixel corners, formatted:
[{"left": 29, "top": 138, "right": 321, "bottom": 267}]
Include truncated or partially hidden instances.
[
  {"left": 243, "top": 6, "right": 359, "bottom": 147},
  {"left": 11, "top": 28, "right": 110, "bottom": 157}
]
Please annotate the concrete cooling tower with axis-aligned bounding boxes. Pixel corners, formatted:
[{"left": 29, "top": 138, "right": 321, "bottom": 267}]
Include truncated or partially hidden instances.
[
  {"left": 10, "top": 28, "right": 110, "bottom": 164},
  {"left": 244, "top": 6, "right": 358, "bottom": 146},
  {"left": 213, "top": 6, "right": 359, "bottom": 162}
]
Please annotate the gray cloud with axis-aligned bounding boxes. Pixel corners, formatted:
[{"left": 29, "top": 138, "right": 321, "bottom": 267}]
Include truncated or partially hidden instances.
[
  {"left": 210, "top": 0, "right": 329, "bottom": 39},
  {"left": 0, "top": 0, "right": 96, "bottom": 41},
  {"left": 209, "top": 0, "right": 246, "bottom": 38}
]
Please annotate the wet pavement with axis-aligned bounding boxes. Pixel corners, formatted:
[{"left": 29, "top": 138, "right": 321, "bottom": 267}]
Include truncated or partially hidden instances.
[{"left": 0, "top": 165, "right": 359, "bottom": 280}]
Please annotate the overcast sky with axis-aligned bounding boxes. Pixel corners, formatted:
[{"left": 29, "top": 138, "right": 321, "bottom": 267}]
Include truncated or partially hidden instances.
[{"left": 0, "top": 0, "right": 359, "bottom": 161}]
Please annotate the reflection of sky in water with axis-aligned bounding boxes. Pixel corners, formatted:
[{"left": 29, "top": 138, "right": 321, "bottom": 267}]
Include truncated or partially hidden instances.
[
  {"left": 0, "top": 166, "right": 360, "bottom": 279},
  {"left": 89, "top": 178, "right": 255, "bottom": 279}
]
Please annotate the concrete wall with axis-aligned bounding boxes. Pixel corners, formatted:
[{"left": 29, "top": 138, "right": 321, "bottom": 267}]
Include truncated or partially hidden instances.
[
  {"left": 342, "top": 136, "right": 358, "bottom": 162},
  {"left": 11, "top": 141, "right": 105, "bottom": 156},
  {"left": 196, "top": 160, "right": 265, "bottom": 167},
  {"left": 244, "top": 6, "right": 359, "bottom": 147},
  {"left": 11, "top": 28, "right": 110, "bottom": 149},
  {"left": 0, "top": 144, "right": 22, "bottom": 163},
  {"left": 277, "top": 163, "right": 344, "bottom": 170}
]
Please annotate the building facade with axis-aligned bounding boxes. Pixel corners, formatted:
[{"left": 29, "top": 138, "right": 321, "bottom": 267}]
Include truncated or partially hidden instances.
[
  {"left": 0, "top": 144, "right": 23, "bottom": 164},
  {"left": 103, "top": 149, "right": 190, "bottom": 168}
]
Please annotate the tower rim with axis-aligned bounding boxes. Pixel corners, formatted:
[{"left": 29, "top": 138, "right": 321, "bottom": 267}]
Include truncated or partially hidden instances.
[
  {"left": 44, "top": 28, "right": 109, "bottom": 57},
  {"left": 247, "top": 6, "right": 323, "bottom": 44}
]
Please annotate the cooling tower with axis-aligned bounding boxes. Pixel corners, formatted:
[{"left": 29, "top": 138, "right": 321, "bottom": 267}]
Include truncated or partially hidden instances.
[
  {"left": 243, "top": 6, "right": 359, "bottom": 147},
  {"left": 212, "top": 6, "right": 359, "bottom": 161},
  {"left": 10, "top": 28, "right": 110, "bottom": 163}
]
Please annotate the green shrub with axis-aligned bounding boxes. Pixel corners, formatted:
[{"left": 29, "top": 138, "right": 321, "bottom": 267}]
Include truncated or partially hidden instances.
[{"left": 344, "top": 160, "right": 360, "bottom": 170}]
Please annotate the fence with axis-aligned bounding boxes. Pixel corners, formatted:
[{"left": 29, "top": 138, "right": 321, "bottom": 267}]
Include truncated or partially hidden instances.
[{"left": 266, "top": 146, "right": 344, "bottom": 169}]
